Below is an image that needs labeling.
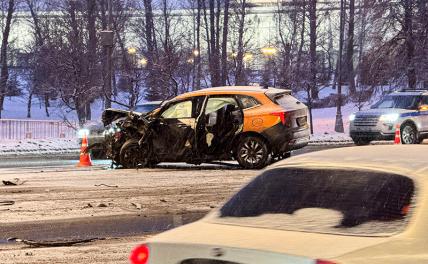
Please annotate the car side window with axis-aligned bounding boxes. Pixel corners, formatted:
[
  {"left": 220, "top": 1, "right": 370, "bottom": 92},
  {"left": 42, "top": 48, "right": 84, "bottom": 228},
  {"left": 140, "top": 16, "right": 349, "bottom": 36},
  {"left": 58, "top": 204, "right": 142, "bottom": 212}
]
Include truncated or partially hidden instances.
[
  {"left": 421, "top": 96, "right": 428, "bottom": 105},
  {"left": 161, "top": 100, "right": 193, "bottom": 119},
  {"left": 237, "top": 95, "right": 260, "bottom": 109},
  {"left": 205, "top": 97, "right": 239, "bottom": 115}
]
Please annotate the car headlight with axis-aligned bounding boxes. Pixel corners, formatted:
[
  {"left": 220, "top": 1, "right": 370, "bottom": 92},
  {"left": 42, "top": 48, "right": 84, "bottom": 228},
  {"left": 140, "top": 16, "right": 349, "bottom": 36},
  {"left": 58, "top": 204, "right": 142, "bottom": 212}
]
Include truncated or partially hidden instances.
[
  {"left": 349, "top": 114, "right": 356, "bottom": 121},
  {"left": 103, "top": 127, "right": 121, "bottom": 136},
  {"left": 379, "top": 113, "right": 399, "bottom": 123},
  {"left": 77, "top": 129, "right": 90, "bottom": 138}
]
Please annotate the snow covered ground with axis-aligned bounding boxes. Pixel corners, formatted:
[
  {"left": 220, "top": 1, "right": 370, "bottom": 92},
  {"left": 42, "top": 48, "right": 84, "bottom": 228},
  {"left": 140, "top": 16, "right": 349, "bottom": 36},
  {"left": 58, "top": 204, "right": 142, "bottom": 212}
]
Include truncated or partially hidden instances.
[{"left": 0, "top": 138, "right": 80, "bottom": 157}]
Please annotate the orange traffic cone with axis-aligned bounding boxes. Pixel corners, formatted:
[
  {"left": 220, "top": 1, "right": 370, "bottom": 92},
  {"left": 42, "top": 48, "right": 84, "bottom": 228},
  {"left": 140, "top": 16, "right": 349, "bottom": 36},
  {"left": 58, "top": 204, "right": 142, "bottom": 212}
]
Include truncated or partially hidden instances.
[
  {"left": 394, "top": 124, "right": 401, "bottom": 145},
  {"left": 77, "top": 133, "right": 92, "bottom": 167}
]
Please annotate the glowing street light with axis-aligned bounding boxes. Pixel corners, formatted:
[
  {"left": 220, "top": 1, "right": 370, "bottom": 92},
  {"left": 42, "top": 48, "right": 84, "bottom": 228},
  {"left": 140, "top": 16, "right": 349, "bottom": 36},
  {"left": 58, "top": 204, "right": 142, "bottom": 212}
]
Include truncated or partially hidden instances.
[
  {"left": 261, "top": 46, "right": 278, "bottom": 57},
  {"left": 187, "top": 58, "right": 195, "bottom": 64},
  {"left": 192, "top": 49, "right": 200, "bottom": 57},
  {"left": 243, "top": 53, "right": 253, "bottom": 62},
  {"left": 127, "top": 47, "right": 137, "bottom": 55},
  {"left": 139, "top": 57, "right": 148, "bottom": 67}
]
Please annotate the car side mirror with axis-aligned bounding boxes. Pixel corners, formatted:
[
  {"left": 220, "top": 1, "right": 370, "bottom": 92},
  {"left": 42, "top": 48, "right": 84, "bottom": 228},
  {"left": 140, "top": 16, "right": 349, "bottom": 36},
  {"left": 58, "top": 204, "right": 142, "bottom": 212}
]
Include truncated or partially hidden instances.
[{"left": 419, "top": 105, "right": 428, "bottom": 111}]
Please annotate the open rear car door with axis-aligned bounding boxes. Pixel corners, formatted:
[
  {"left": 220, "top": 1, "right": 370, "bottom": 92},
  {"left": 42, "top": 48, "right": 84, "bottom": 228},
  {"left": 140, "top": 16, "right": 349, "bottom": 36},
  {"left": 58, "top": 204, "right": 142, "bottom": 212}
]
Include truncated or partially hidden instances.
[{"left": 200, "top": 95, "right": 243, "bottom": 156}]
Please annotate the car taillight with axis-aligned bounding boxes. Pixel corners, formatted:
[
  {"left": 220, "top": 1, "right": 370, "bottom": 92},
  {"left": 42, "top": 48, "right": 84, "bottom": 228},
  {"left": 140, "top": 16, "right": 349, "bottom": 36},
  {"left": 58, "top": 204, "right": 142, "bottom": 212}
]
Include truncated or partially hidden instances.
[
  {"left": 271, "top": 111, "right": 286, "bottom": 125},
  {"left": 129, "top": 244, "right": 149, "bottom": 264},
  {"left": 316, "top": 259, "right": 338, "bottom": 264}
]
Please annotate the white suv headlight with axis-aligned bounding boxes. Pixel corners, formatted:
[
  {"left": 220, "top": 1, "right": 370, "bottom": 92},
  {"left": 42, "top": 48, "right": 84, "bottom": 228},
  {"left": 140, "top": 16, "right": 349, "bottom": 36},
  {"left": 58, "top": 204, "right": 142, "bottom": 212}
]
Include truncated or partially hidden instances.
[
  {"left": 349, "top": 114, "right": 356, "bottom": 121},
  {"left": 379, "top": 113, "right": 399, "bottom": 123}
]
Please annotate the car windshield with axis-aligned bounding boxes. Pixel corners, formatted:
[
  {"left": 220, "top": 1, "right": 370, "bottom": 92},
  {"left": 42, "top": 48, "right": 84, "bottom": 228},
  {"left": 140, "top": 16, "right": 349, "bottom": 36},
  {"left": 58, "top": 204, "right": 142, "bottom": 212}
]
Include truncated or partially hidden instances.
[
  {"left": 211, "top": 167, "right": 415, "bottom": 237},
  {"left": 371, "top": 95, "right": 419, "bottom": 110},
  {"left": 135, "top": 104, "right": 159, "bottom": 113}
]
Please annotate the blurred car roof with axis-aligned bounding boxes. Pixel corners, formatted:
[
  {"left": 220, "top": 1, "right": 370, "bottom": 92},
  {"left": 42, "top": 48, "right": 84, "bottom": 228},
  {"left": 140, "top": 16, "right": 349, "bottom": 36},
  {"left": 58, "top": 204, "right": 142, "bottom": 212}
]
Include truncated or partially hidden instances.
[{"left": 271, "top": 145, "right": 428, "bottom": 179}]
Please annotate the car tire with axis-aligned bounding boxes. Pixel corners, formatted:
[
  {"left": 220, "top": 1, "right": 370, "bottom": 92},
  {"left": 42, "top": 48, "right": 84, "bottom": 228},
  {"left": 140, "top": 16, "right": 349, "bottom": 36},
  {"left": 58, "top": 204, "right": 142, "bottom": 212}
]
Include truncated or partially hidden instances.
[
  {"left": 236, "top": 136, "right": 269, "bottom": 169},
  {"left": 401, "top": 124, "right": 419, "bottom": 144},
  {"left": 119, "top": 139, "right": 142, "bottom": 168},
  {"left": 352, "top": 138, "right": 371, "bottom": 146}
]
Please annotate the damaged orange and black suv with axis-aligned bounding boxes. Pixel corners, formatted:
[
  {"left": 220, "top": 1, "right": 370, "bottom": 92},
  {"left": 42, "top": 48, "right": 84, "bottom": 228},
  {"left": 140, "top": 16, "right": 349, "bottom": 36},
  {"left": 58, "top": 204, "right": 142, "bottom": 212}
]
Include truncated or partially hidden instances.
[{"left": 103, "top": 86, "right": 310, "bottom": 169}]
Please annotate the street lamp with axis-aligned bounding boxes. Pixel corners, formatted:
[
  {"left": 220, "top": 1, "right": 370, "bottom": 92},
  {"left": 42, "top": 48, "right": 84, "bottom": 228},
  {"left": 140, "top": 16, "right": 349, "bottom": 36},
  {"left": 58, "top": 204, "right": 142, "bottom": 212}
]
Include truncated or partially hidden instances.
[
  {"left": 243, "top": 53, "right": 253, "bottom": 62},
  {"left": 139, "top": 57, "right": 148, "bottom": 67},
  {"left": 192, "top": 49, "right": 200, "bottom": 57},
  {"left": 261, "top": 46, "right": 278, "bottom": 57},
  {"left": 128, "top": 47, "right": 137, "bottom": 55}
]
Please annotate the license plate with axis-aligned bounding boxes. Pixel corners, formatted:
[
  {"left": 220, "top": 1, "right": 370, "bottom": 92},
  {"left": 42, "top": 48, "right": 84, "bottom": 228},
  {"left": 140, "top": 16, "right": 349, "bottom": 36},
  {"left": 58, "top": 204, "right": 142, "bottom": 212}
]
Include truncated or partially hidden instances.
[{"left": 297, "top": 116, "right": 307, "bottom": 127}]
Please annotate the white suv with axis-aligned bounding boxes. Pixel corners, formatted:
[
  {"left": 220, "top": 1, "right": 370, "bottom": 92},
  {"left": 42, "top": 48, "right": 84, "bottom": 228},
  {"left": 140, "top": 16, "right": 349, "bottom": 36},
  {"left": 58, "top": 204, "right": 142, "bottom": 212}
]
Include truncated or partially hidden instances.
[{"left": 350, "top": 90, "right": 428, "bottom": 145}]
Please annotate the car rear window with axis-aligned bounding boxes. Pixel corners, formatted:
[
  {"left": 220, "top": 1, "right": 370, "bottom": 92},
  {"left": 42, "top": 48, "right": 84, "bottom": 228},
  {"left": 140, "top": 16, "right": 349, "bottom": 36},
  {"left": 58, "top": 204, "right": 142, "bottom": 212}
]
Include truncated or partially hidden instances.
[{"left": 213, "top": 167, "right": 415, "bottom": 237}]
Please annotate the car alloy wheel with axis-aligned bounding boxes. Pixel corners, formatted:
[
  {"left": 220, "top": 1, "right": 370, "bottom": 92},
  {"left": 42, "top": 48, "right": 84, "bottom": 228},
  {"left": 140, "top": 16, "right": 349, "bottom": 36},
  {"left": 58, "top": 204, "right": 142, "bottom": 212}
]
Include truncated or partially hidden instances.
[
  {"left": 401, "top": 124, "right": 418, "bottom": 144},
  {"left": 237, "top": 136, "right": 269, "bottom": 169}
]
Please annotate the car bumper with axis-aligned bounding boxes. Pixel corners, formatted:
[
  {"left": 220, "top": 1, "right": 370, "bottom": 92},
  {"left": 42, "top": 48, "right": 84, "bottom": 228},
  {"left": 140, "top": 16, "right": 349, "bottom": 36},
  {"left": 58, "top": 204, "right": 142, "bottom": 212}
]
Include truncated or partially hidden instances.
[
  {"left": 350, "top": 121, "right": 397, "bottom": 140},
  {"left": 350, "top": 131, "right": 395, "bottom": 140},
  {"left": 263, "top": 124, "right": 310, "bottom": 153}
]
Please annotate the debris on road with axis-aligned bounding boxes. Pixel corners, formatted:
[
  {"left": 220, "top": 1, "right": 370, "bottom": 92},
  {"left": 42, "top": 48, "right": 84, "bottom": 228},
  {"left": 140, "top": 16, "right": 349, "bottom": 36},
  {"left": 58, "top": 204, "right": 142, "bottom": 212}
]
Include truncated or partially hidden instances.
[
  {"left": 96, "top": 203, "right": 108, "bottom": 208},
  {"left": 82, "top": 203, "right": 93, "bottom": 209},
  {"left": 9, "top": 237, "right": 104, "bottom": 247},
  {"left": 160, "top": 199, "right": 167, "bottom": 203},
  {"left": 2, "top": 178, "right": 27, "bottom": 186},
  {"left": 131, "top": 203, "right": 142, "bottom": 210},
  {"left": 94, "top": 184, "right": 118, "bottom": 188},
  {"left": 0, "top": 200, "right": 15, "bottom": 206}
]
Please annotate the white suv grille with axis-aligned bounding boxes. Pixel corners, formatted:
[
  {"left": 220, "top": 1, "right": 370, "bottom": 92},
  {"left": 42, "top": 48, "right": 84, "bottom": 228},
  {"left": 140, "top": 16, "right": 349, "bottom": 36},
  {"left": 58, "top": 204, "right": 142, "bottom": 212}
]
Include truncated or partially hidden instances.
[{"left": 354, "top": 115, "right": 379, "bottom": 127}]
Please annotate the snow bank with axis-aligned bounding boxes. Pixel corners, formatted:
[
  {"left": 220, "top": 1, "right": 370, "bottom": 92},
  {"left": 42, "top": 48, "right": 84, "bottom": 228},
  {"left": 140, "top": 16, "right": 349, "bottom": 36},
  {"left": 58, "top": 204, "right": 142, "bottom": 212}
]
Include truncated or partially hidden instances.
[
  {"left": 309, "top": 133, "right": 353, "bottom": 145},
  {"left": 0, "top": 138, "right": 80, "bottom": 157}
]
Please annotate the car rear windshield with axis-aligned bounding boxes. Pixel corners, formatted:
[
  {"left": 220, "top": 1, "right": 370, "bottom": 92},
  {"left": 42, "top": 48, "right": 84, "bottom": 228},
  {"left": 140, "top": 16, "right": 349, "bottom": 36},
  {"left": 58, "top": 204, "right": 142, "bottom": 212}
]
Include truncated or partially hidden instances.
[
  {"left": 214, "top": 167, "right": 415, "bottom": 236},
  {"left": 371, "top": 95, "right": 419, "bottom": 110},
  {"left": 269, "top": 93, "right": 303, "bottom": 110}
]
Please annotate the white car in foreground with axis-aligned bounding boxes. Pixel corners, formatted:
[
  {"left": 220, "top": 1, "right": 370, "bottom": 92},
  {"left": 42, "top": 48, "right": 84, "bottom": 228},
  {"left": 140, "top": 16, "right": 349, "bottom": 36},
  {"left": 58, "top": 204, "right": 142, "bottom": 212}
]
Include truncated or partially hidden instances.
[{"left": 130, "top": 145, "right": 427, "bottom": 264}]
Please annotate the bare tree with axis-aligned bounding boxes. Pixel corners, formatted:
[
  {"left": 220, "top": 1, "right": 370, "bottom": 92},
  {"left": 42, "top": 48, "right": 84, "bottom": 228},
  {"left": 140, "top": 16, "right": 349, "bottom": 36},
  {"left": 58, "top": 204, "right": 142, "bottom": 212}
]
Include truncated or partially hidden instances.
[
  {"left": 335, "top": 0, "right": 346, "bottom": 133},
  {"left": 234, "top": 0, "right": 247, "bottom": 85},
  {"left": 220, "top": 0, "right": 230, "bottom": 85},
  {"left": 345, "top": 0, "right": 356, "bottom": 94},
  {"left": 0, "top": 0, "right": 15, "bottom": 118}
]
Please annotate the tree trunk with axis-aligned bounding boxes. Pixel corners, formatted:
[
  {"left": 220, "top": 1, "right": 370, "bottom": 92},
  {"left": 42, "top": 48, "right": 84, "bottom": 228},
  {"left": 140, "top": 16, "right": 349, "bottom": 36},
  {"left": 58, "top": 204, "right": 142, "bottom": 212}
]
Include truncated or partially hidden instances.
[
  {"left": 356, "top": 0, "right": 367, "bottom": 88},
  {"left": 86, "top": 0, "right": 97, "bottom": 120},
  {"left": 403, "top": 0, "right": 416, "bottom": 89},
  {"left": 220, "top": 0, "right": 230, "bottom": 86},
  {"left": 235, "top": 0, "right": 247, "bottom": 86},
  {"left": 0, "top": 0, "right": 15, "bottom": 118},
  {"left": 335, "top": 0, "right": 346, "bottom": 133},
  {"left": 27, "top": 91, "right": 33, "bottom": 118},
  {"left": 208, "top": 0, "right": 221, "bottom": 87},
  {"left": 346, "top": 0, "right": 356, "bottom": 94},
  {"left": 143, "top": 0, "right": 159, "bottom": 100},
  {"left": 44, "top": 94, "right": 50, "bottom": 117},
  {"left": 195, "top": 0, "right": 202, "bottom": 90},
  {"left": 309, "top": 0, "right": 318, "bottom": 100},
  {"left": 295, "top": 0, "right": 306, "bottom": 88}
]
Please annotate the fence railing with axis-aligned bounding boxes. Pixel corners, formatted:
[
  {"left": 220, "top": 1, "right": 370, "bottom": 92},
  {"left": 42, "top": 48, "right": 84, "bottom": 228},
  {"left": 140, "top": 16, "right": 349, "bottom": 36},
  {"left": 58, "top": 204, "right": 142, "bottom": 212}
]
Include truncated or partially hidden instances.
[{"left": 0, "top": 119, "right": 78, "bottom": 141}]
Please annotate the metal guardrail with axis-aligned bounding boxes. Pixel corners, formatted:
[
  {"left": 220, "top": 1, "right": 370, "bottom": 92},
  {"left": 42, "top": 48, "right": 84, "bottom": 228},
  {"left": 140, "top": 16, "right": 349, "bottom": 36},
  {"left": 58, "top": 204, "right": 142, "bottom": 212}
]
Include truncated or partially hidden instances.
[{"left": 0, "top": 119, "right": 78, "bottom": 141}]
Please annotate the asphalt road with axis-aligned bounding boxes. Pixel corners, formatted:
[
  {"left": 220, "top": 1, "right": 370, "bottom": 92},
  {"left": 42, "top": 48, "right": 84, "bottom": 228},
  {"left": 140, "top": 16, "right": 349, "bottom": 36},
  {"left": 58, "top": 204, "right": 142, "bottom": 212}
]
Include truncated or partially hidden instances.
[{"left": 0, "top": 144, "right": 350, "bottom": 245}]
